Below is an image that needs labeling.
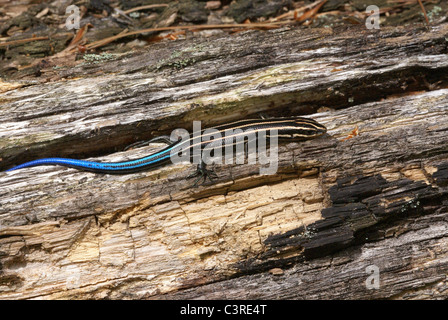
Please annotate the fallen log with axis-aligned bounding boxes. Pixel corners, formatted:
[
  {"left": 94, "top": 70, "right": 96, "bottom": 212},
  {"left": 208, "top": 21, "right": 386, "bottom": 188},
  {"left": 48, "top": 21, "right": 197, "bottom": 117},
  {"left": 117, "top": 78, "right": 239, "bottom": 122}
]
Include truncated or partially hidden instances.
[{"left": 1, "top": 23, "right": 448, "bottom": 299}]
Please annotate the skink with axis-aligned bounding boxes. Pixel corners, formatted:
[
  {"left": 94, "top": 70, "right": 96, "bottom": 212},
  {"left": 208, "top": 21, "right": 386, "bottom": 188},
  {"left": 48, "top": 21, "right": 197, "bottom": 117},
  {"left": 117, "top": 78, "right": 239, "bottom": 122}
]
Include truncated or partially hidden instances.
[{"left": 5, "top": 117, "right": 327, "bottom": 185}]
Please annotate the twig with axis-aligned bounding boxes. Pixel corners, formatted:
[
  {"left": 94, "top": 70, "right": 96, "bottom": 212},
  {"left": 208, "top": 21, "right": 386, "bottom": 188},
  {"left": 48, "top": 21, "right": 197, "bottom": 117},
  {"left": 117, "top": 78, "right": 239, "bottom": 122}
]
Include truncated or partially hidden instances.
[
  {"left": 84, "top": 21, "right": 292, "bottom": 50},
  {"left": 295, "top": 0, "right": 327, "bottom": 23},
  {"left": 272, "top": 0, "right": 326, "bottom": 21},
  {"left": 416, "top": 0, "right": 429, "bottom": 25},
  {"left": 67, "top": 23, "right": 93, "bottom": 48},
  {"left": 85, "top": 28, "right": 129, "bottom": 50},
  {"left": 0, "top": 36, "right": 49, "bottom": 48}
]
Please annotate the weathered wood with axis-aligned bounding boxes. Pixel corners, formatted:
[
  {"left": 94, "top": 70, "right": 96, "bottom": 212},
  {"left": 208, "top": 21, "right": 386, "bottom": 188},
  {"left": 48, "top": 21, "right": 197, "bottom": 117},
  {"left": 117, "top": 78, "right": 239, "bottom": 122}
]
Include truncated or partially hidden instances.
[{"left": 1, "top": 23, "right": 448, "bottom": 299}]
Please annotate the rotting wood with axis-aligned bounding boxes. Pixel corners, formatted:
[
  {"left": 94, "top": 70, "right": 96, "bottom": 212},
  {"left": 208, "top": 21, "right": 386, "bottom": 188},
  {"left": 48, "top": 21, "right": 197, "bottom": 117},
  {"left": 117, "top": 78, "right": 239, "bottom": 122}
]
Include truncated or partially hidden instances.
[{"left": 0, "top": 23, "right": 448, "bottom": 299}]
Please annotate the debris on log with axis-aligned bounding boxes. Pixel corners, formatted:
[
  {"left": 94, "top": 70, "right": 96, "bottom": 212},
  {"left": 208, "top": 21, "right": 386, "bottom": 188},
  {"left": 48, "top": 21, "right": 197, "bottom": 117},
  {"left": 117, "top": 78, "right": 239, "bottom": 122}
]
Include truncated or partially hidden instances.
[{"left": 1, "top": 0, "right": 448, "bottom": 300}]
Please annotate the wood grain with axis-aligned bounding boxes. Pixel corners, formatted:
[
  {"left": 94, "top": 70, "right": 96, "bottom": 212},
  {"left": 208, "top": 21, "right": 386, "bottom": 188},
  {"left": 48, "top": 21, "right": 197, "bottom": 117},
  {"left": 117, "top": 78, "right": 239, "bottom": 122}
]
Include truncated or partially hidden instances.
[{"left": 1, "top": 23, "right": 448, "bottom": 299}]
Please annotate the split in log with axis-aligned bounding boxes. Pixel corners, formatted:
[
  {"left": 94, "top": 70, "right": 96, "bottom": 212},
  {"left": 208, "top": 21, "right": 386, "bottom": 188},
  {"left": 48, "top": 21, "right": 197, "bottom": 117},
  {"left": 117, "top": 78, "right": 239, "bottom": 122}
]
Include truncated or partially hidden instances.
[{"left": 1, "top": 23, "right": 448, "bottom": 299}]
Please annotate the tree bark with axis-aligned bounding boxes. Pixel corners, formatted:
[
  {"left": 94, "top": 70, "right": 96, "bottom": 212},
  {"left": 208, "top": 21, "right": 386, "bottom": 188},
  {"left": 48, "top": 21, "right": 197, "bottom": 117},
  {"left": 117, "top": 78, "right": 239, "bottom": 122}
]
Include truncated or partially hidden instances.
[{"left": 1, "top": 23, "right": 448, "bottom": 299}]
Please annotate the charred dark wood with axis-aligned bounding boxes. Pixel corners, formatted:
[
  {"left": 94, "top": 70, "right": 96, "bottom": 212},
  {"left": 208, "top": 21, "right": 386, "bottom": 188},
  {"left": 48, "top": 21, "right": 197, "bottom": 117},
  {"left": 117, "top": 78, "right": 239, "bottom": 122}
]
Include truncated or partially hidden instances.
[{"left": 1, "top": 23, "right": 448, "bottom": 299}]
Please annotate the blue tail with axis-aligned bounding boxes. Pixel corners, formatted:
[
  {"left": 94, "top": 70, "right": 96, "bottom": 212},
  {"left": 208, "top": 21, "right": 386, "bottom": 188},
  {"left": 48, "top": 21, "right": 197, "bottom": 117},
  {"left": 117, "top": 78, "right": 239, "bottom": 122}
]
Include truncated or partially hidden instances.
[
  {"left": 5, "top": 152, "right": 173, "bottom": 174},
  {"left": 5, "top": 158, "right": 114, "bottom": 172}
]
